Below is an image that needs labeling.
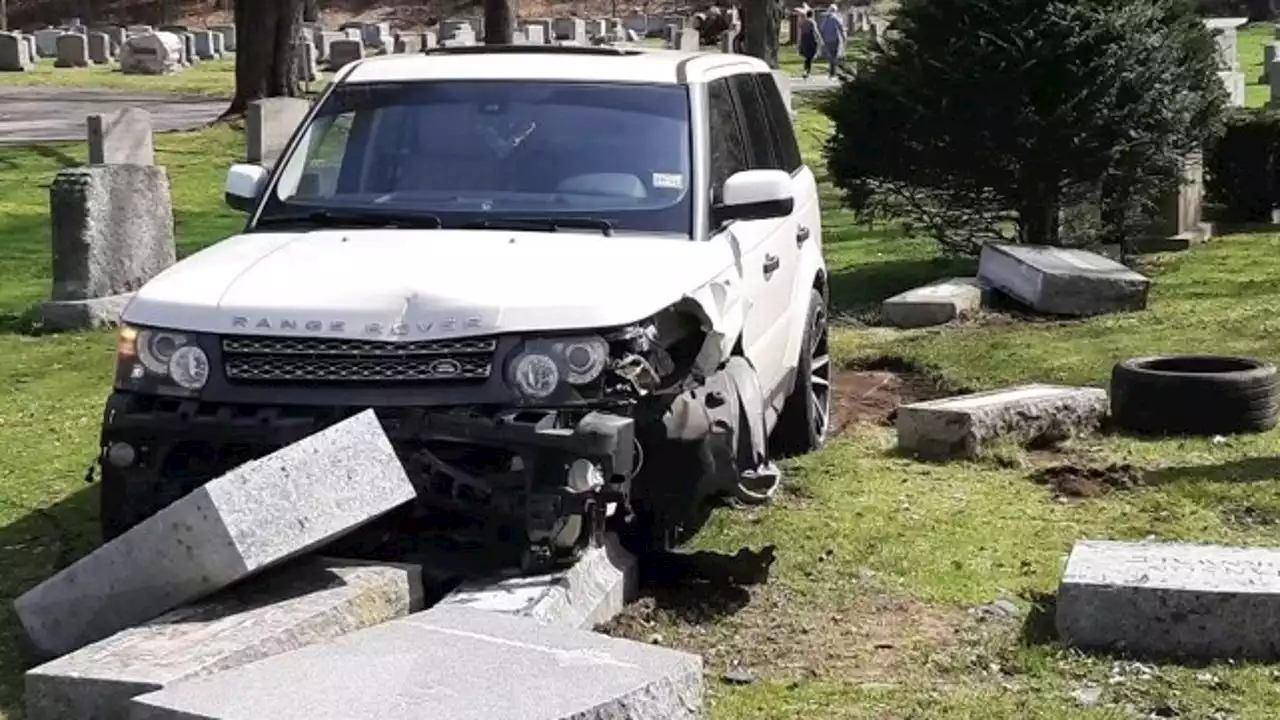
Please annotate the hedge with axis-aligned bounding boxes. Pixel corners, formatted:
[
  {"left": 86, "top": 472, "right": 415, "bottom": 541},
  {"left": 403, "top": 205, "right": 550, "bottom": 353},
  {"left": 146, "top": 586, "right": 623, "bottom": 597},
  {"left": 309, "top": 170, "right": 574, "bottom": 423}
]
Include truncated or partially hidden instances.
[{"left": 1205, "top": 108, "right": 1280, "bottom": 222}]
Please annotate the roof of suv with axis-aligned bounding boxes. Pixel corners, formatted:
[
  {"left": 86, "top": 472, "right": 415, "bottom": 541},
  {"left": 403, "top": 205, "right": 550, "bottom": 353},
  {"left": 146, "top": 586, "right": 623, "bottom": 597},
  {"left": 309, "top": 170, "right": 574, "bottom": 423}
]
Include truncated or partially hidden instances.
[{"left": 338, "top": 46, "right": 773, "bottom": 86}]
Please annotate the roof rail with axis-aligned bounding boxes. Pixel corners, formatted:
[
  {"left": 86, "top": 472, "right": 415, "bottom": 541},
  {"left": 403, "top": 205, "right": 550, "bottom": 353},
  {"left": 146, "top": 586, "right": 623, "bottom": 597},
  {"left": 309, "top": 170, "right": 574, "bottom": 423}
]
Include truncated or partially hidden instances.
[{"left": 422, "top": 44, "right": 645, "bottom": 57}]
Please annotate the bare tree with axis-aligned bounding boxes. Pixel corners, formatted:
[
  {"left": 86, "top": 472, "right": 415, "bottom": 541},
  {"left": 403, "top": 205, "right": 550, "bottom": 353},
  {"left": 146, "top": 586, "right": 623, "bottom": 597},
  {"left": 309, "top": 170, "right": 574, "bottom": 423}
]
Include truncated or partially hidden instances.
[
  {"left": 740, "top": 0, "right": 781, "bottom": 68},
  {"left": 484, "top": 0, "right": 516, "bottom": 44},
  {"left": 225, "top": 0, "right": 305, "bottom": 118}
]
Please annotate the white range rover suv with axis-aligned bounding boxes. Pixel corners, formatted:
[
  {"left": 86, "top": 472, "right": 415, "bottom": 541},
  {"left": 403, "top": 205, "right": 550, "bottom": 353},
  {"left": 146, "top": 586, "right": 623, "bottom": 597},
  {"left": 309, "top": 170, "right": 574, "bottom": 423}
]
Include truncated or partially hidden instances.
[{"left": 99, "top": 45, "right": 828, "bottom": 570}]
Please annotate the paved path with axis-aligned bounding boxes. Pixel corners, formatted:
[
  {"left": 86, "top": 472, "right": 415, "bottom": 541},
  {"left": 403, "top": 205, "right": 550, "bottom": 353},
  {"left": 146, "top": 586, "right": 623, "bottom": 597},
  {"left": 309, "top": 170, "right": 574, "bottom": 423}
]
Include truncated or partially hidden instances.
[
  {"left": 790, "top": 75, "right": 841, "bottom": 93},
  {"left": 0, "top": 88, "right": 226, "bottom": 146}
]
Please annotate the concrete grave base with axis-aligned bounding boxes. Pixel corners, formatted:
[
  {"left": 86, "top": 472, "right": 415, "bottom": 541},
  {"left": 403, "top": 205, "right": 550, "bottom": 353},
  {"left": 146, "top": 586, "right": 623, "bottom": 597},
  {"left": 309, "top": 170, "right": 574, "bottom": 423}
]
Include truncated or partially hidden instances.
[
  {"left": 1057, "top": 540, "right": 1280, "bottom": 661},
  {"left": 25, "top": 557, "right": 423, "bottom": 720},
  {"left": 881, "top": 277, "right": 984, "bottom": 328},
  {"left": 896, "top": 384, "right": 1109, "bottom": 460},
  {"left": 978, "top": 243, "right": 1151, "bottom": 317},
  {"left": 129, "top": 605, "right": 705, "bottom": 720},
  {"left": 13, "top": 410, "right": 416, "bottom": 659},
  {"left": 34, "top": 292, "right": 132, "bottom": 331},
  {"left": 439, "top": 533, "right": 636, "bottom": 629}
]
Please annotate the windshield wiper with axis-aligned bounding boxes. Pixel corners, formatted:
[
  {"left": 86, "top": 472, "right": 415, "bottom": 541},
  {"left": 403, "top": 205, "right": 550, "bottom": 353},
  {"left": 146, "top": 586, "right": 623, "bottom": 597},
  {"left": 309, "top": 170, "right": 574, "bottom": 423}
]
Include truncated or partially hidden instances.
[
  {"left": 460, "top": 217, "right": 614, "bottom": 237},
  {"left": 257, "top": 207, "right": 443, "bottom": 230}
]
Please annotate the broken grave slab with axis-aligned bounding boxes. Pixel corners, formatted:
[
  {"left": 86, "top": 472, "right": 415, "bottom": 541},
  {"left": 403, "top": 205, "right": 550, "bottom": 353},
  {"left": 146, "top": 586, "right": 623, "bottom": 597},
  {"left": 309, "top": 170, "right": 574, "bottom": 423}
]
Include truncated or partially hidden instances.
[
  {"left": 14, "top": 409, "right": 416, "bottom": 659},
  {"left": 978, "top": 243, "right": 1151, "bottom": 317},
  {"left": 129, "top": 605, "right": 705, "bottom": 720},
  {"left": 438, "top": 532, "right": 636, "bottom": 629},
  {"left": 1057, "top": 540, "right": 1280, "bottom": 661},
  {"left": 881, "top": 277, "right": 985, "bottom": 329},
  {"left": 896, "top": 384, "right": 1108, "bottom": 460},
  {"left": 25, "top": 557, "right": 422, "bottom": 720}
]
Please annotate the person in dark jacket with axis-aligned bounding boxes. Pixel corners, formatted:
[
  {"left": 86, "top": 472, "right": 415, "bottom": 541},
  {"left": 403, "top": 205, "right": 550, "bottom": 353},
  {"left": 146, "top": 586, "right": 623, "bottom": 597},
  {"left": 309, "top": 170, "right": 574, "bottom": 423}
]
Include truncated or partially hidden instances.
[{"left": 797, "top": 9, "right": 819, "bottom": 78}]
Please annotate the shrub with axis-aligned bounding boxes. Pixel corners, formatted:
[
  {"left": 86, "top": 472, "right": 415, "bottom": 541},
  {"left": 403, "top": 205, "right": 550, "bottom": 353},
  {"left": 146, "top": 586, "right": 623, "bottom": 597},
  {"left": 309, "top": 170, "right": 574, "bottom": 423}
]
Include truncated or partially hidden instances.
[
  {"left": 823, "top": 0, "right": 1228, "bottom": 254},
  {"left": 1205, "top": 108, "right": 1280, "bottom": 222}
]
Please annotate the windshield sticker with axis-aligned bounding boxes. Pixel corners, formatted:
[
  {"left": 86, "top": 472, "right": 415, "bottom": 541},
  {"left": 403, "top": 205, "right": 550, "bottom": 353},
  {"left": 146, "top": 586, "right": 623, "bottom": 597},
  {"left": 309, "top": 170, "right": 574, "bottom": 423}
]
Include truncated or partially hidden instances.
[{"left": 652, "top": 173, "right": 685, "bottom": 190}]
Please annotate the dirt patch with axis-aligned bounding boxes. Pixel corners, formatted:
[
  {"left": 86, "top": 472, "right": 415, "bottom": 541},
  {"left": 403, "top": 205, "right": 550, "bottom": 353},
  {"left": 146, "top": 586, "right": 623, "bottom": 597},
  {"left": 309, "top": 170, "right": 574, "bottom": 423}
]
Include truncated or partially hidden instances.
[
  {"left": 831, "top": 369, "right": 949, "bottom": 434},
  {"left": 601, "top": 581, "right": 969, "bottom": 683},
  {"left": 1033, "top": 462, "right": 1145, "bottom": 499}
]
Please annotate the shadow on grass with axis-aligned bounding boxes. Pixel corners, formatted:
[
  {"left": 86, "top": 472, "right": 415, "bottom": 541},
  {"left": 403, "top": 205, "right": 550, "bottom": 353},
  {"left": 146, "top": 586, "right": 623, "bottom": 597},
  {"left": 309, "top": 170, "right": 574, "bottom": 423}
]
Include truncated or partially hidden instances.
[
  {"left": 1019, "top": 590, "right": 1058, "bottom": 646},
  {"left": 828, "top": 256, "right": 977, "bottom": 315},
  {"left": 1143, "top": 456, "right": 1280, "bottom": 486},
  {"left": 27, "top": 144, "right": 81, "bottom": 170},
  {"left": 0, "top": 483, "right": 100, "bottom": 711},
  {"left": 633, "top": 545, "right": 777, "bottom": 625}
]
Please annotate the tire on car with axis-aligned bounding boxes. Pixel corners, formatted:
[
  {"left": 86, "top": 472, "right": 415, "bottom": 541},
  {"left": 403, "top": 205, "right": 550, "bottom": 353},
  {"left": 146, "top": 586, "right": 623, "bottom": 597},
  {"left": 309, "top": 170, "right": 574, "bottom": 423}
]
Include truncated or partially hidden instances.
[
  {"left": 1110, "top": 355, "right": 1280, "bottom": 436},
  {"left": 771, "top": 288, "right": 832, "bottom": 457}
]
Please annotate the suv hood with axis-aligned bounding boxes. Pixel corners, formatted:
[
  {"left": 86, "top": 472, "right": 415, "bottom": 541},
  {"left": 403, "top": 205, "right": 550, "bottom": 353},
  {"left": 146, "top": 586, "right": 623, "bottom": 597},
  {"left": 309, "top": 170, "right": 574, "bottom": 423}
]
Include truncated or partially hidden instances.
[{"left": 124, "top": 229, "right": 737, "bottom": 339}]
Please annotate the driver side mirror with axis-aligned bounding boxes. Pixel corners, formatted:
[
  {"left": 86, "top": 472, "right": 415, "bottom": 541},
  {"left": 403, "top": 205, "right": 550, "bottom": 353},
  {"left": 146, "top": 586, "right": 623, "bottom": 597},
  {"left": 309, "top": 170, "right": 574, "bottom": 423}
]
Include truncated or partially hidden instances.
[
  {"left": 224, "top": 164, "right": 269, "bottom": 213},
  {"left": 711, "top": 169, "right": 795, "bottom": 225}
]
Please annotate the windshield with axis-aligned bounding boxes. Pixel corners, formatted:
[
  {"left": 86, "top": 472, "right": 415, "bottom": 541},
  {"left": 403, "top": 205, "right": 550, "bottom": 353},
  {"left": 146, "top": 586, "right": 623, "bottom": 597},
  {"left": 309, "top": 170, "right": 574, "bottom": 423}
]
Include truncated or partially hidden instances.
[{"left": 263, "top": 80, "right": 694, "bottom": 236}]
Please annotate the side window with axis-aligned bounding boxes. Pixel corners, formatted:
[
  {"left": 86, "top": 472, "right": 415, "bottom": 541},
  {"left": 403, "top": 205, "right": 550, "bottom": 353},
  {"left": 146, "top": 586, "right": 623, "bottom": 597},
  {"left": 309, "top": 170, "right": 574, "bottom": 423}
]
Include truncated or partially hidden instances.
[
  {"left": 727, "top": 73, "right": 777, "bottom": 170},
  {"left": 757, "top": 73, "right": 803, "bottom": 174},
  {"left": 707, "top": 78, "right": 748, "bottom": 198}
]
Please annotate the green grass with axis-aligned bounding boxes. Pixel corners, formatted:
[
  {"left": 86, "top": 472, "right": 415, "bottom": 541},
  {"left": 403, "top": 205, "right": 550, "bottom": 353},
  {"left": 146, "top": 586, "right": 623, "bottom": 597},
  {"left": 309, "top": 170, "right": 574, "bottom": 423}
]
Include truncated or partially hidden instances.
[
  {"left": 1240, "top": 23, "right": 1271, "bottom": 108},
  {"left": 0, "top": 26, "right": 1278, "bottom": 720},
  {"left": 0, "top": 56, "right": 240, "bottom": 97}
]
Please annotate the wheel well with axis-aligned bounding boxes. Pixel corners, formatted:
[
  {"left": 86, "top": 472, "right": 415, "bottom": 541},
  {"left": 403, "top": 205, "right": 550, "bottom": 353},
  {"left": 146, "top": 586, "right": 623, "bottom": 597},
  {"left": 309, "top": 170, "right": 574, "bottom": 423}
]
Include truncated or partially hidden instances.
[{"left": 812, "top": 270, "right": 828, "bottom": 299}]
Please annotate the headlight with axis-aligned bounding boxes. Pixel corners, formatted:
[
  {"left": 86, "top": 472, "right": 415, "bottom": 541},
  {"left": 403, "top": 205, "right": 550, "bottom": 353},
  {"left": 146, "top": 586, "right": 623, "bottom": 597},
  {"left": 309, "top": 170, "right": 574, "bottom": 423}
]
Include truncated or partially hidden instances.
[
  {"left": 117, "top": 325, "right": 210, "bottom": 392},
  {"left": 507, "top": 334, "right": 610, "bottom": 399}
]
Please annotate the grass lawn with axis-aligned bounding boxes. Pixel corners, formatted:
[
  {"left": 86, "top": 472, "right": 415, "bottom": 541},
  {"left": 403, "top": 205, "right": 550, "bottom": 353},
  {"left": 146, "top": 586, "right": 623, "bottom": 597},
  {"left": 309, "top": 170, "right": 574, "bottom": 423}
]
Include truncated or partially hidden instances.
[
  {"left": 0, "top": 57, "right": 240, "bottom": 97},
  {"left": 0, "top": 27, "right": 1279, "bottom": 720}
]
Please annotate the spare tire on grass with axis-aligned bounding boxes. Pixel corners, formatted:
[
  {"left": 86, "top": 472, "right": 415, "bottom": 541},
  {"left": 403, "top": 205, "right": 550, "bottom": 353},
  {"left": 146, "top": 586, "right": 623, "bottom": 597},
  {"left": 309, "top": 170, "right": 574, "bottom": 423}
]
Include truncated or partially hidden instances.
[{"left": 1110, "top": 356, "right": 1280, "bottom": 436}]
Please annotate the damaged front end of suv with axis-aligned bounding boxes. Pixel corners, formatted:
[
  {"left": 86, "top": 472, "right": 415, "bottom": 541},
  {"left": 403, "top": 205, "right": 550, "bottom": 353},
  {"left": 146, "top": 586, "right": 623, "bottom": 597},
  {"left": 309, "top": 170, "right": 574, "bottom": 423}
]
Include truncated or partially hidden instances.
[{"left": 99, "top": 297, "right": 775, "bottom": 572}]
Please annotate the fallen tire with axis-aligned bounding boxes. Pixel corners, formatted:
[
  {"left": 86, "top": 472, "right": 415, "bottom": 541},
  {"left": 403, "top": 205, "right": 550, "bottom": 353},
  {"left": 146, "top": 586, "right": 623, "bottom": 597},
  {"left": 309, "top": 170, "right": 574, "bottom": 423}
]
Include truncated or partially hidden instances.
[{"left": 1110, "top": 355, "right": 1280, "bottom": 436}]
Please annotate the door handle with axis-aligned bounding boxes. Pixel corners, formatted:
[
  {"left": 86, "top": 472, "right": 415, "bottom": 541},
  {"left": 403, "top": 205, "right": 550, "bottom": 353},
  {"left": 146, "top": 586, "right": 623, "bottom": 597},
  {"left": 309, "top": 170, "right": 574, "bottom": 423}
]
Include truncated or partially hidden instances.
[
  {"left": 763, "top": 254, "right": 780, "bottom": 277},
  {"left": 797, "top": 225, "right": 810, "bottom": 245}
]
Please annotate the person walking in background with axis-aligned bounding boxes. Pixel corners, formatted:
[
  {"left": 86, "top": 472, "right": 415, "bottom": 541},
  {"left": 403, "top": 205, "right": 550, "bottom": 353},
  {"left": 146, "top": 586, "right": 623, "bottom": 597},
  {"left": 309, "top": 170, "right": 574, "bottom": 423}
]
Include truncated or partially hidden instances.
[
  {"left": 797, "top": 9, "right": 819, "bottom": 79},
  {"left": 817, "top": 3, "right": 846, "bottom": 78}
]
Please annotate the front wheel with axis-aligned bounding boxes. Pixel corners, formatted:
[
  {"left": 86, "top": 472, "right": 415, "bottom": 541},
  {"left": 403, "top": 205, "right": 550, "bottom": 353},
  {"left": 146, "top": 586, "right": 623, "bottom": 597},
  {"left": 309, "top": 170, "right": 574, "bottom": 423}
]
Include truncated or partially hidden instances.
[{"left": 771, "top": 288, "right": 832, "bottom": 457}]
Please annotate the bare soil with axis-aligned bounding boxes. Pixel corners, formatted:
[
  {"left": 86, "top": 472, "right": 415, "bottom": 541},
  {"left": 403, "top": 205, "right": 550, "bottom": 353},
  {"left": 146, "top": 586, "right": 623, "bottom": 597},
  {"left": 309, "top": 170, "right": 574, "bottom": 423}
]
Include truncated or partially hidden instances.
[
  {"left": 1033, "top": 462, "right": 1146, "bottom": 499},
  {"left": 828, "top": 368, "right": 951, "bottom": 436}
]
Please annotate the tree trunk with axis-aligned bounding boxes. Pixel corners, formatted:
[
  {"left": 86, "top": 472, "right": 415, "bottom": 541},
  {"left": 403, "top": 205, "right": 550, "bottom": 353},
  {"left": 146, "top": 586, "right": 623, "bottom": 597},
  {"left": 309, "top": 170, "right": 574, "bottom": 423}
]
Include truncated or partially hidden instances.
[
  {"left": 740, "top": 0, "right": 781, "bottom": 68},
  {"left": 225, "top": 0, "right": 304, "bottom": 118},
  {"left": 483, "top": 0, "right": 515, "bottom": 44},
  {"left": 1018, "top": 180, "right": 1062, "bottom": 246},
  {"left": 302, "top": 0, "right": 320, "bottom": 23}
]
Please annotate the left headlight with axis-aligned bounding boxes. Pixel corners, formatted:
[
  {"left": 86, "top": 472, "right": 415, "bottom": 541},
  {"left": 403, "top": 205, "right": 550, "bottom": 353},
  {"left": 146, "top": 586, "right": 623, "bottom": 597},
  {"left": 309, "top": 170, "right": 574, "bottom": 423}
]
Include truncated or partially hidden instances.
[
  {"left": 117, "top": 325, "right": 211, "bottom": 392},
  {"left": 507, "top": 335, "right": 609, "bottom": 400}
]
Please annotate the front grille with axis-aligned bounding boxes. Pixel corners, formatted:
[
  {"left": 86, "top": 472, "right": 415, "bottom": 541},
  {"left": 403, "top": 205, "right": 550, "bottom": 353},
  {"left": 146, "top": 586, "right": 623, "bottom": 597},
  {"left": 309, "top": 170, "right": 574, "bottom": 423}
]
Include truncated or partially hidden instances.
[{"left": 221, "top": 335, "right": 498, "bottom": 385}]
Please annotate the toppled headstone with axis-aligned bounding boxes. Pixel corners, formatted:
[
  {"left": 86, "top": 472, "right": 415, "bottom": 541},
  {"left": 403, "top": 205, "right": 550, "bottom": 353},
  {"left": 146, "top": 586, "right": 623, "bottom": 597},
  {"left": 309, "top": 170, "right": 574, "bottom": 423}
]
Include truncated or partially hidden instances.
[
  {"left": 327, "top": 38, "right": 363, "bottom": 70},
  {"left": 121, "top": 32, "right": 184, "bottom": 75},
  {"left": 13, "top": 410, "right": 416, "bottom": 659},
  {"left": 1057, "top": 540, "right": 1280, "bottom": 661},
  {"left": 0, "top": 31, "right": 34, "bottom": 71},
  {"left": 977, "top": 243, "right": 1151, "bottom": 317},
  {"left": 88, "top": 108, "right": 154, "bottom": 165},
  {"left": 129, "top": 605, "right": 704, "bottom": 720},
  {"left": 440, "top": 534, "right": 636, "bottom": 629},
  {"left": 881, "top": 277, "right": 984, "bottom": 328},
  {"left": 25, "top": 558, "right": 423, "bottom": 720},
  {"left": 896, "top": 384, "right": 1109, "bottom": 460},
  {"left": 54, "top": 32, "right": 91, "bottom": 67},
  {"left": 246, "top": 97, "right": 310, "bottom": 168},
  {"left": 37, "top": 165, "right": 174, "bottom": 330}
]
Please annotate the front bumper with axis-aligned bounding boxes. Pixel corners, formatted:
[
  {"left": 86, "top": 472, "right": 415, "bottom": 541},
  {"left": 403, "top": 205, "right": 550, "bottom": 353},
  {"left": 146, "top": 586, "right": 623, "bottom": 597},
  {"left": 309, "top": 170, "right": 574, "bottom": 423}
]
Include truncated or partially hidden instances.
[{"left": 99, "top": 391, "right": 637, "bottom": 537}]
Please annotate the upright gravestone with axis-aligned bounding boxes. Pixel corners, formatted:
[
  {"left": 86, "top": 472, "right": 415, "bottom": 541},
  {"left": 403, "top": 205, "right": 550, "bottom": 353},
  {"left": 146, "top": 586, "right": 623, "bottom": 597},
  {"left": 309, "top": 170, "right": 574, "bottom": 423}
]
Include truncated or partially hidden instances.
[
  {"left": 327, "top": 38, "right": 364, "bottom": 70},
  {"left": 552, "top": 17, "right": 587, "bottom": 43},
  {"left": 421, "top": 30, "right": 438, "bottom": 49},
  {"left": 293, "top": 38, "right": 318, "bottom": 82},
  {"left": 678, "top": 27, "right": 700, "bottom": 51},
  {"left": 247, "top": 97, "right": 311, "bottom": 168},
  {"left": 315, "top": 30, "right": 344, "bottom": 61},
  {"left": 210, "top": 29, "right": 225, "bottom": 56},
  {"left": 210, "top": 23, "right": 237, "bottom": 51},
  {"left": 393, "top": 33, "right": 422, "bottom": 54},
  {"left": 193, "top": 29, "right": 218, "bottom": 60},
  {"left": 23, "top": 33, "right": 38, "bottom": 63},
  {"left": 37, "top": 166, "right": 176, "bottom": 330},
  {"left": 1264, "top": 42, "right": 1279, "bottom": 82},
  {"left": 1204, "top": 17, "right": 1248, "bottom": 71},
  {"left": 87, "top": 31, "right": 113, "bottom": 64},
  {"left": 522, "top": 23, "right": 547, "bottom": 44},
  {"left": 33, "top": 29, "right": 61, "bottom": 57},
  {"left": 361, "top": 22, "right": 391, "bottom": 53},
  {"left": 721, "top": 27, "right": 739, "bottom": 53},
  {"left": 87, "top": 108, "right": 155, "bottom": 165},
  {"left": 54, "top": 32, "right": 91, "bottom": 68},
  {"left": 0, "top": 32, "right": 33, "bottom": 71}
]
